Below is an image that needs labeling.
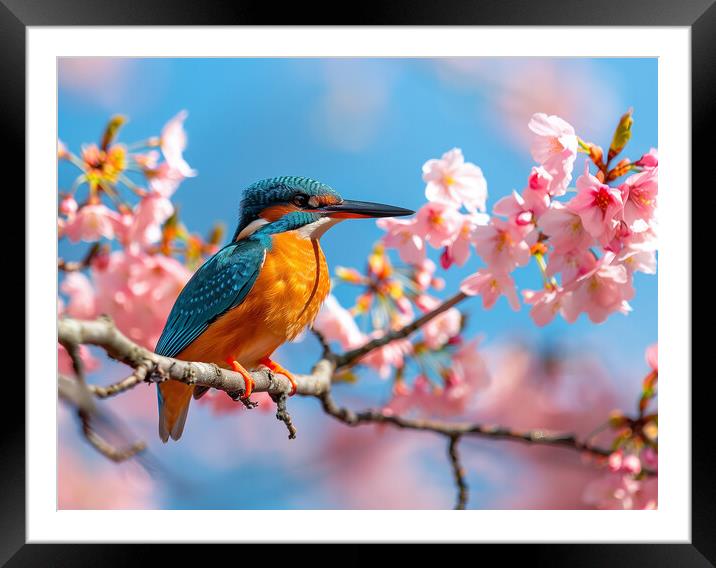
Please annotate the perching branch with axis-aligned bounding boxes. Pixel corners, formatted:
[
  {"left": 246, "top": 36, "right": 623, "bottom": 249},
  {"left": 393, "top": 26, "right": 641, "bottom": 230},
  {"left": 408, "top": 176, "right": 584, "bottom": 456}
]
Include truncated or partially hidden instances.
[{"left": 58, "top": 316, "right": 333, "bottom": 398}]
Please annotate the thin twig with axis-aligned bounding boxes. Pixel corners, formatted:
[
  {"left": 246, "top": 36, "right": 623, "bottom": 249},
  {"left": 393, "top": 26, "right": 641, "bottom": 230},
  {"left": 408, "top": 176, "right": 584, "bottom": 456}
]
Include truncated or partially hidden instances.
[
  {"left": 317, "top": 392, "right": 638, "bottom": 464},
  {"left": 58, "top": 242, "right": 103, "bottom": 272},
  {"left": 448, "top": 435, "right": 468, "bottom": 510},
  {"left": 59, "top": 375, "right": 146, "bottom": 463},
  {"left": 271, "top": 393, "right": 298, "bottom": 440},
  {"left": 334, "top": 291, "right": 468, "bottom": 368},
  {"left": 89, "top": 366, "right": 150, "bottom": 398},
  {"left": 78, "top": 410, "right": 146, "bottom": 463},
  {"left": 310, "top": 327, "right": 334, "bottom": 360}
]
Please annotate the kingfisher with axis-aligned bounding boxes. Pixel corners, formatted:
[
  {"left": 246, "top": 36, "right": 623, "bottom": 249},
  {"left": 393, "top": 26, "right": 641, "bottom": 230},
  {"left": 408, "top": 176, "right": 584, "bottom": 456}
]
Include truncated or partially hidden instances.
[{"left": 154, "top": 176, "right": 413, "bottom": 442}]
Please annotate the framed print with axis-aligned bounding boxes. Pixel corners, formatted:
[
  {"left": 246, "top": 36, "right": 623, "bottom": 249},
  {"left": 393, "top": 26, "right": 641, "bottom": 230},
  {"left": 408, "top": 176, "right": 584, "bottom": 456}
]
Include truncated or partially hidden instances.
[{"left": 5, "top": 0, "right": 709, "bottom": 563}]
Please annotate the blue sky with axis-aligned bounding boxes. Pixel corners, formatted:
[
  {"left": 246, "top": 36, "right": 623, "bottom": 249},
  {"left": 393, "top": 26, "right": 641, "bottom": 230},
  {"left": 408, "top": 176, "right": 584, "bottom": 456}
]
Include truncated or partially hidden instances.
[{"left": 58, "top": 57, "right": 657, "bottom": 509}]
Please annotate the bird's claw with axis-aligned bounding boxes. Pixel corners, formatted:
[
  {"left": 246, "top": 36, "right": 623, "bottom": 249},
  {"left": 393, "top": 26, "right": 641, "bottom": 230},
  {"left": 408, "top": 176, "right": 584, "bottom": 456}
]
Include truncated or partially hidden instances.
[
  {"left": 225, "top": 357, "right": 255, "bottom": 399},
  {"left": 259, "top": 357, "right": 297, "bottom": 396}
]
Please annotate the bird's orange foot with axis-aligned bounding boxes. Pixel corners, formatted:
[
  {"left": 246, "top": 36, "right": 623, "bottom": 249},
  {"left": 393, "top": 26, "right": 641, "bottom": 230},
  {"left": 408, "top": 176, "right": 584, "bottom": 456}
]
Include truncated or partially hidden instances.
[
  {"left": 259, "top": 357, "right": 297, "bottom": 396},
  {"left": 225, "top": 357, "right": 254, "bottom": 399}
]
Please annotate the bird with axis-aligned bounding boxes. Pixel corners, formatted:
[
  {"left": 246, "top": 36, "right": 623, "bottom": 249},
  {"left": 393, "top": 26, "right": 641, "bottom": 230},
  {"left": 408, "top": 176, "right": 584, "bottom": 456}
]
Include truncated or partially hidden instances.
[{"left": 154, "top": 176, "right": 413, "bottom": 442}]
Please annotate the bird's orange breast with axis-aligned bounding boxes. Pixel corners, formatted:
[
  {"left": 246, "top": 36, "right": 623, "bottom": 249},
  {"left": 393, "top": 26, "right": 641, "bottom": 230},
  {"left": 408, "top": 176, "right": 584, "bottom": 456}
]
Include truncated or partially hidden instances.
[{"left": 177, "top": 231, "right": 330, "bottom": 369}]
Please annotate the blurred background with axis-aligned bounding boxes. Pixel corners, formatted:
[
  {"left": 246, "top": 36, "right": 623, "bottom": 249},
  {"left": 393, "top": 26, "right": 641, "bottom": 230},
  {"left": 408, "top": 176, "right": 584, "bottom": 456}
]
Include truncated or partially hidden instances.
[{"left": 58, "top": 57, "right": 657, "bottom": 509}]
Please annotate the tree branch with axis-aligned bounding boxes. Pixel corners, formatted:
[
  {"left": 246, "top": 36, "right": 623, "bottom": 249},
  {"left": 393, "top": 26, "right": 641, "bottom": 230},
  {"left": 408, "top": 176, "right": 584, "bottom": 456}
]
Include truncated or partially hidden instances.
[
  {"left": 317, "top": 391, "right": 614, "bottom": 459},
  {"left": 333, "top": 291, "right": 468, "bottom": 368},
  {"left": 58, "top": 316, "right": 334, "bottom": 398}
]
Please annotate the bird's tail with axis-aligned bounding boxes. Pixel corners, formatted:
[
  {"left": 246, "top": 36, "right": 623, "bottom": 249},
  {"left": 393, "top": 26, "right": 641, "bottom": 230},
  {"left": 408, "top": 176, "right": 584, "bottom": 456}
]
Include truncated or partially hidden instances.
[{"left": 157, "top": 381, "right": 194, "bottom": 442}]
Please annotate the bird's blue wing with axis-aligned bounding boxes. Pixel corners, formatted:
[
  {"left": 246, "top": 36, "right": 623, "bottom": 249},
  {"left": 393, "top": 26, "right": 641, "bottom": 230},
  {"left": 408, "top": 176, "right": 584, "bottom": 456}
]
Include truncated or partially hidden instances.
[{"left": 155, "top": 238, "right": 268, "bottom": 358}]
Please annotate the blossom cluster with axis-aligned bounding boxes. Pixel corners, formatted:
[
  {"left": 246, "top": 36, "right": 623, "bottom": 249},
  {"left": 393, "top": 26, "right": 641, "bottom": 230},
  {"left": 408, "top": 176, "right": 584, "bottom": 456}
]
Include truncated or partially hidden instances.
[
  {"left": 583, "top": 343, "right": 658, "bottom": 509},
  {"left": 314, "top": 243, "right": 488, "bottom": 415},
  {"left": 379, "top": 111, "right": 658, "bottom": 326},
  {"left": 58, "top": 112, "right": 219, "bottom": 366},
  {"left": 312, "top": 109, "right": 658, "bottom": 451}
]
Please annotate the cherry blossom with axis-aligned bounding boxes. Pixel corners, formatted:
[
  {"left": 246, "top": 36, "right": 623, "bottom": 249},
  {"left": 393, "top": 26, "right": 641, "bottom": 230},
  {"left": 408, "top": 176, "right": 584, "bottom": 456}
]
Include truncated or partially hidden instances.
[
  {"left": 60, "top": 272, "right": 97, "bottom": 320},
  {"left": 527, "top": 165, "right": 554, "bottom": 193},
  {"left": 384, "top": 340, "right": 490, "bottom": 416},
  {"left": 123, "top": 194, "right": 175, "bottom": 249},
  {"left": 582, "top": 473, "right": 656, "bottom": 510},
  {"left": 63, "top": 203, "right": 124, "bottom": 243},
  {"left": 422, "top": 148, "right": 488, "bottom": 212},
  {"left": 545, "top": 247, "right": 597, "bottom": 284},
  {"left": 376, "top": 216, "right": 426, "bottom": 264},
  {"left": 538, "top": 202, "right": 593, "bottom": 254},
  {"left": 58, "top": 139, "right": 69, "bottom": 160},
  {"left": 567, "top": 165, "right": 623, "bottom": 244},
  {"left": 493, "top": 189, "right": 549, "bottom": 228},
  {"left": 441, "top": 213, "right": 488, "bottom": 268},
  {"left": 313, "top": 295, "right": 366, "bottom": 350},
  {"left": 528, "top": 113, "right": 578, "bottom": 195},
  {"left": 146, "top": 162, "right": 186, "bottom": 198},
  {"left": 80, "top": 143, "right": 127, "bottom": 186},
  {"left": 91, "top": 250, "right": 191, "bottom": 349},
  {"left": 59, "top": 195, "right": 78, "bottom": 218},
  {"left": 414, "top": 201, "right": 464, "bottom": 249},
  {"left": 619, "top": 167, "right": 658, "bottom": 231},
  {"left": 522, "top": 287, "right": 565, "bottom": 327},
  {"left": 133, "top": 150, "right": 160, "bottom": 170},
  {"left": 635, "top": 148, "right": 658, "bottom": 169},
  {"left": 160, "top": 110, "right": 197, "bottom": 178},
  {"left": 359, "top": 332, "right": 412, "bottom": 379},
  {"left": 561, "top": 253, "right": 634, "bottom": 324},
  {"left": 412, "top": 258, "right": 445, "bottom": 292},
  {"left": 646, "top": 343, "right": 658, "bottom": 372},
  {"left": 460, "top": 270, "right": 520, "bottom": 311},
  {"left": 615, "top": 230, "right": 657, "bottom": 275},
  {"left": 608, "top": 450, "right": 642, "bottom": 475},
  {"left": 472, "top": 218, "right": 532, "bottom": 273},
  {"left": 418, "top": 296, "right": 462, "bottom": 349}
]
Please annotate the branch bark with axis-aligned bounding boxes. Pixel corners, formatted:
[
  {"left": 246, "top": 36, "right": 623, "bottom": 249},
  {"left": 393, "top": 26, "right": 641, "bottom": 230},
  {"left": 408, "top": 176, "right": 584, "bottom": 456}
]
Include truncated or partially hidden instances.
[{"left": 58, "top": 316, "right": 333, "bottom": 398}]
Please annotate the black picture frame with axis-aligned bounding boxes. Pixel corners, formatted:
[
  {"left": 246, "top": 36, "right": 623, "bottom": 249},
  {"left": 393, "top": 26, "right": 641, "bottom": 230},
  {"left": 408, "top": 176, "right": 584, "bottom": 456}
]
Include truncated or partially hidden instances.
[{"left": 7, "top": 0, "right": 708, "bottom": 564}]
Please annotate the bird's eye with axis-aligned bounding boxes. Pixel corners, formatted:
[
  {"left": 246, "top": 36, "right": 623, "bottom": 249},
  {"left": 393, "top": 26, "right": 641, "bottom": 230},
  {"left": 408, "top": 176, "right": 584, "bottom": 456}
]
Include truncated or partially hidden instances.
[{"left": 292, "top": 193, "right": 310, "bottom": 208}]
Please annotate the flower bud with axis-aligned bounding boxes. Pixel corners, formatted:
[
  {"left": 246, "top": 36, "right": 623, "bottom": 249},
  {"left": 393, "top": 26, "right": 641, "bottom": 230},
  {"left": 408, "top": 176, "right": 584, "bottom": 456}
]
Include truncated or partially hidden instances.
[
  {"left": 608, "top": 108, "right": 633, "bottom": 162},
  {"left": 588, "top": 143, "right": 604, "bottom": 166},
  {"left": 100, "top": 115, "right": 127, "bottom": 151}
]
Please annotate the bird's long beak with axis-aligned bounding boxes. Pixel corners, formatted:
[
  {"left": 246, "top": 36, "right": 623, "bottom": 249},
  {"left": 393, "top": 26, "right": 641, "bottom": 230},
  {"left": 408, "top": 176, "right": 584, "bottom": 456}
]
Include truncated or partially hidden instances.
[{"left": 319, "top": 199, "right": 414, "bottom": 219}]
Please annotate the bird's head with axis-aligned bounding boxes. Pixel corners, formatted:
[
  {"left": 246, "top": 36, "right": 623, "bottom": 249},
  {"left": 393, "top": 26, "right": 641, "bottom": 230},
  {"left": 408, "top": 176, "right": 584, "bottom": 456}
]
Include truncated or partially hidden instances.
[{"left": 234, "top": 176, "right": 414, "bottom": 240}]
